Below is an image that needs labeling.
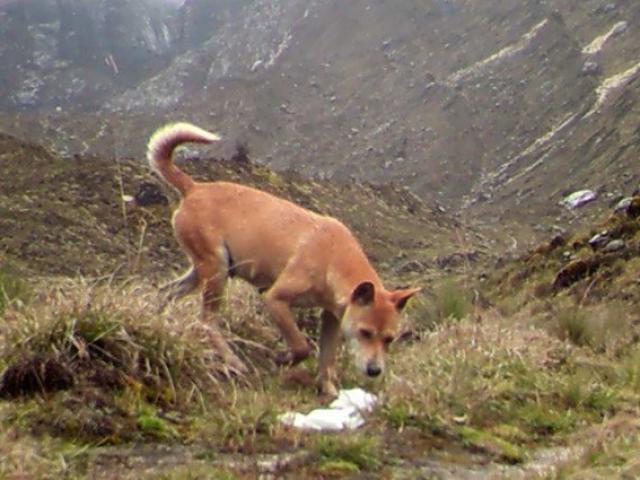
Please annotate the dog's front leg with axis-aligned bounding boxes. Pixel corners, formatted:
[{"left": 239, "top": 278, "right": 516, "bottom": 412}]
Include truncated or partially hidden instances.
[
  {"left": 264, "top": 289, "right": 311, "bottom": 366},
  {"left": 318, "top": 309, "right": 341, "bottom": 398}
]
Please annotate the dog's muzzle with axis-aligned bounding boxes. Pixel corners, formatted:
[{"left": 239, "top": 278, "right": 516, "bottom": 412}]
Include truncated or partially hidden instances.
[{"left": 366, "top": 361, "right": 382, "bottom": 377}]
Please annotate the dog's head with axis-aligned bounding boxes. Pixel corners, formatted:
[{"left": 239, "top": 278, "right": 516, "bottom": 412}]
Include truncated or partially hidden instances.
[{"left": 341, "top": 282, "right": 420, "bottom": 378}]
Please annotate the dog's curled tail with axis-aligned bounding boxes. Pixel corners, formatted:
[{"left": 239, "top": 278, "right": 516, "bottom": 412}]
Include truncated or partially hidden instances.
[{"left": 147, "top": 122, "right": 221, "bottom": 195}]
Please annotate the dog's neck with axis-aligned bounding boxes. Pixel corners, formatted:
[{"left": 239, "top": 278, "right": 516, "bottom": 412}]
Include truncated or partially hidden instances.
[{"left": 329, "top": 267, "right": 384, "bottom": 316}]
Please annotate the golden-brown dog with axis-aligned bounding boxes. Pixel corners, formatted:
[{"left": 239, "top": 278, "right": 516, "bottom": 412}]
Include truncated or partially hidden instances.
[{"left": 148, "top": 123, "right": 420, "bottom": 396}]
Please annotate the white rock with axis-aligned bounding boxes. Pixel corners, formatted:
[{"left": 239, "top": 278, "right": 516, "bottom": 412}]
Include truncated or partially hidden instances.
[
  {"left": 561, "top": 190, "right": 597, "bottom": 209},
  {"left": 614, "top": 197, "right": 633, "bottom": 213}
]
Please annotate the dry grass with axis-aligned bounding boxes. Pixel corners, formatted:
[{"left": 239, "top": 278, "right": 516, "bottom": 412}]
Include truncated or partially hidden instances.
[
  {"left": 551, "top": 301, "right": 638, "bottom": 354},
  {"left": 0, "top": 261, "right": 31, "bottom": 314},
  {"left": 2, "top": 263, "right": 640, "bottom": 477},
  {"left": 0, "top": 276, "right": 288, "bottom": 445},
  {"left": 0, "top": 416, "right": 89, "bottom": 479},
  {"left": 408, "top": 278, "right": 474, "bottom": 333},
  {"left": 556, "top": 415, "right": 640, "bottom": 478},
  {"left": 381, "top": 304, "right": 640, "bottom": 463}
]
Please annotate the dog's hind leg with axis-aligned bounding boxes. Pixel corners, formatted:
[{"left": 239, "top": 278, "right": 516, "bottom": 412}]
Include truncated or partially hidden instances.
[
  {"left": 198, "top": 256, "right": 247, "bottom": 373},
  {"left": 158, "top": 266, "right": 199, "bottom": 310}
]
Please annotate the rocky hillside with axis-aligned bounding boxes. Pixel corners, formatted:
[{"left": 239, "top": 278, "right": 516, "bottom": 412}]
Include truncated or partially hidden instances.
[
  {"left": 0, "top": 0, "right": 638, "bottom": 248},
  {"left": 0, "top": 131, "right": 461, "bottom": 278},
  {"left": 0, "top": 0, "right": 252, "bottom": 109},
  {"left": 0, "top": 0, "right": 174, "bottom": 109}
]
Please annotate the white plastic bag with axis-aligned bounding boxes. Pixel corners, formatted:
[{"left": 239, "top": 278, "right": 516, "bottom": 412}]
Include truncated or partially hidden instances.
[{"left": 279, "top": 388, "right": 378, "bottom": 431}]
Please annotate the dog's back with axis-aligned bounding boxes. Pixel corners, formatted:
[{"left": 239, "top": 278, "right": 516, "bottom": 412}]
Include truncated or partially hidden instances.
[{"left": 175, "top": 180, "right": 377, "bottom": 304}]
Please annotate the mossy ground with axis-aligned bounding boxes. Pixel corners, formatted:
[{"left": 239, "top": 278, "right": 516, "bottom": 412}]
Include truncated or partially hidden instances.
[{"left": 2, "top": 260, "right": 640, "bottom": 478}]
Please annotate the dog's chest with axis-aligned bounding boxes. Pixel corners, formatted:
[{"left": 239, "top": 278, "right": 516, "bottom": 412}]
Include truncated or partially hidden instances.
[{"left": 288, "top": 290, "right": 323, "bottom": 308}]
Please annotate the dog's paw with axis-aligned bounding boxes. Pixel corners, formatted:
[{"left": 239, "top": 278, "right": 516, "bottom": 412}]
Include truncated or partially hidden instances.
[
  {"left": 282, "top": 367, "right": 315, "bottom": 388},
  {"left": 318, "top": 381, "right": 339, "bottom": 400},
  {"left": 274, "top": 351, "right": 295, "bottom": 366},
  {"left": 274, "top": 347, "right": 310, "bottom": 366}
]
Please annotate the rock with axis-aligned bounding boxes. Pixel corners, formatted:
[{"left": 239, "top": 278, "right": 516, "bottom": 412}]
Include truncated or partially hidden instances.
[
  {"left": 602, "top": 239, "right": 624, "bottom": 253},
  {"left": 588, "top": 231, "right": 609, "bottom": 250},
  {"left": 133, "top": 182, "right": 169, "bottom": 207},
  {"left": 612, "top": 21, "right": 628, "bottom": 35},
  {"left": 614, "top": 197, "right": 634, "bottom": 213},
  {"left": 581, "top": 61, "right": 601, "bottom": 76},
  {"left": 393, "top": 259, "right": 426, "bottom": 274},
  {"left": 627, "top": 197, "right": 640, "bottom": 218},
  {"left": 553, "top": 260, "right": 591, "bottom": 290},
  {"left": 596, "top": 3, "right": 617, "bottom": 14},
  {"left": 436, "top": 251, "right": 479, "bottom": 269},
  {"left": 561, "top": 190, "right": 597, "bottom": 209}
]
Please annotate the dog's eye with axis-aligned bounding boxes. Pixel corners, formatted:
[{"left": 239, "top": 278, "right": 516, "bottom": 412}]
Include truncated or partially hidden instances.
[
  {"left": 358, "top": 328, "right": 373, "bottom": 340},
  {"left": 383, "top": 336, "right": 394, "bottom": 346}
]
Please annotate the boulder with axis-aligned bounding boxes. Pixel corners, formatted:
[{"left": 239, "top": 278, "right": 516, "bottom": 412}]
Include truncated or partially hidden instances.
[
  {"left": 561, "top": 190, "right": 597, "bottom": 209},
  {"left": 602, "top": 239, "right": 625, "bottom": 254},
  {"left": 588, "top": 231, "right": 609, "bottom": 250}
]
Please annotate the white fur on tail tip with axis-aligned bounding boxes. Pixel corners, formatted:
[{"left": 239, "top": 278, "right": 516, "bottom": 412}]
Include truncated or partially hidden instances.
[{"left": 147, "top": 122, "right": 221, "bottom": 172}]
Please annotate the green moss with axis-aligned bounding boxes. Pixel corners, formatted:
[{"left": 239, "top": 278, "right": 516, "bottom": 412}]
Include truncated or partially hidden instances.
[
  {"left": 457, "top": 426, "right": 527, "bottom": 463},
  {"left": 137, "top": 407, "right": 178, "bottom": 440},
  {"left": 518, "top": 404, "right": 575, "bottom": 437},
  {"left": 148, "top": 465, "right": 238, "bottom": 480},
  {"left": 312, "top": 435, "right": 381, "bottom": 472},
  {"left": 316, "top": 459, "right": 361, "bottom": 475},
  {"left": 490, "top": 424, "right": 529, "bottom": 444}
]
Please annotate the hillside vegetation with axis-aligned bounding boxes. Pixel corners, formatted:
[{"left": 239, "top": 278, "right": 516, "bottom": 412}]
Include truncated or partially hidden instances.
[
  {"left": 1, "top": 0, "right": 639, "bottom": 477},
  {"left": 0, "top": 131, "right": 458, "bottom": 278},
  {"left": 1, "top": 135, "right": 640, "bottom": 477},
  {"left": 1, "top": 0, "right": 638, "bottom": 247}
]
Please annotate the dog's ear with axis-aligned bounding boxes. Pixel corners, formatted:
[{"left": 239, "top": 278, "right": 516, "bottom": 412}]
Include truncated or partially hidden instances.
[
  {"left": 351, "top": 281, "right": 375, "bottom": 306},
  {"left": 391, "top": 287, "right": 421, "bottom": 311}
]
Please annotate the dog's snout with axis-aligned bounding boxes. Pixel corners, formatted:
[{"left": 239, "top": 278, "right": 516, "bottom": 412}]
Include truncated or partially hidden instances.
[{"left": 366, "top": 362, "right": 382, "bottom": 377}]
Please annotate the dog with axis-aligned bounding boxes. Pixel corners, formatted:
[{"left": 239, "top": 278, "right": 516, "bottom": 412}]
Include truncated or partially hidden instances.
[{"left": 148, "top": 122, "right": 420, "bottom": 396}]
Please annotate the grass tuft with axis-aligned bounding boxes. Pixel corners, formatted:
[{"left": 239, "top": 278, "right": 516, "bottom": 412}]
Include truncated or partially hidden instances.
[
  {"left": 382, "top": 309, "right": 640, "bottom": 460},
  {"left": 312, "top": 435, "right": 381, "bottom": 473},
  {"left": 432, "top": 280, "right": 473, "bottom": 323},
  {"left": 0, "top": 262, "right": 31, "bottom": 313},
  {"left": 411, "top": 280, "right": 473, "bottom": 331},
  {"left": 557, "top": 307, "right": 591, "bottom": 347},
  {"left": 0, "top": 278, "right": 281, "bottom": 443}
]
